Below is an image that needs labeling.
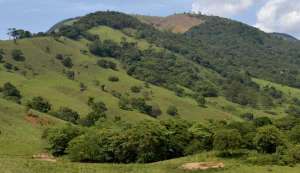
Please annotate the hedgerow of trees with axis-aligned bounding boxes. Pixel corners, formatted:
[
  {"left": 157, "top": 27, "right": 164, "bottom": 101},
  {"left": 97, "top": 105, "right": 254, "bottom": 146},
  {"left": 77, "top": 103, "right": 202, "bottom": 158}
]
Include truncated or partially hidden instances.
[{"left": 44, "top": 115, "right": 300, "bottom": 165}]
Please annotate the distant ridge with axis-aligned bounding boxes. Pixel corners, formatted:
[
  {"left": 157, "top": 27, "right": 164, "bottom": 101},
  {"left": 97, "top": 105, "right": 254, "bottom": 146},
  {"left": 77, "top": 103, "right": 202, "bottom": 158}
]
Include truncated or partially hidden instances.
[{"left": 271, "top": 32, "right": 298, "bottom": 42}]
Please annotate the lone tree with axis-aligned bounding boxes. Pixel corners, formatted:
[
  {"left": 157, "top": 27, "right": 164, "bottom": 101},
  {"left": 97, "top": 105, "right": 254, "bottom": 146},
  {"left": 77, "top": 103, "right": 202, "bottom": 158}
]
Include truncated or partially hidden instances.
[{"left": 167, "top": 105, "right": 178, "bottom": 116}]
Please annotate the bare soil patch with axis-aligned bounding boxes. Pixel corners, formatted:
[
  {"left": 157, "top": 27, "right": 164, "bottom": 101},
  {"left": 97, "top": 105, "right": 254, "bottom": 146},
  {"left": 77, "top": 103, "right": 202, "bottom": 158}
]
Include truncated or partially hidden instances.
[
  {"left": 25, "top": 112, "right": 54, "bottom": 126},
  {"left": 32, "top": 153, "right": 57, "bottom": 162},
  {"left": 180, "top": 162, "right": 224, "bottom": 171}
]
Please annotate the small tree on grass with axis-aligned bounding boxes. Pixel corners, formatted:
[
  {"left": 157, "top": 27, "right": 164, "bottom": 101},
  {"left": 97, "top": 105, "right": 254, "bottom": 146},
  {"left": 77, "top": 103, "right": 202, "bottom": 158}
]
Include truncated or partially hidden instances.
[
  {"left": 196, "top": 95, "right": 206, "bottom": 107},
  {"left": 130, "top": 86, "right": 142, "bottom": 93},
  {"left": 0, "top": 82, "right": 22, "bottom": 103},
  {"left": 11, "top": 49, "right": 25, "bottom": 61},
  {"left": 167, "top": 105, "right": 178, "bottom": 116},
  {"left": 62, "top": 57, "right": 73, "bottom": 68},
  {"left": 51, "top": 107, "right": 80, "bottom": 124},
  {"left": 45, "top": 125, "right": 81, "bottom": 156},
  {"left": 108, "top": 76, "right": 119, "bottom": 82},
  {"left": 27, "top": 96, "right": 52, "bottom": 113},
  {"left": 213, "top": 129, "right": 242, "bottom": 157},
  {"left": 254, "top": 125, "right": 283, "bottom": 154}
]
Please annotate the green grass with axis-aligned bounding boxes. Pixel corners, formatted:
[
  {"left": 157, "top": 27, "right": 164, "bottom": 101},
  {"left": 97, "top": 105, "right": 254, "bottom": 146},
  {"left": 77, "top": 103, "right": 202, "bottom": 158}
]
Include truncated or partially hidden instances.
[
  {"left": 0, "top": 152, "right": 299, "bottom": 173},
  {"left": 1, "top": 26, "right": 299, "bottom": 172}
]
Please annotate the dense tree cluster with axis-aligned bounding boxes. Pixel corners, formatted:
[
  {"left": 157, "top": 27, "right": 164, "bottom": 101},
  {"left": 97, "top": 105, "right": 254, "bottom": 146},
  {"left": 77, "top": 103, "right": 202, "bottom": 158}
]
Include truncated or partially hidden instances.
[{"left": 45, "top": 115, "right": 300, "bottom": 165}]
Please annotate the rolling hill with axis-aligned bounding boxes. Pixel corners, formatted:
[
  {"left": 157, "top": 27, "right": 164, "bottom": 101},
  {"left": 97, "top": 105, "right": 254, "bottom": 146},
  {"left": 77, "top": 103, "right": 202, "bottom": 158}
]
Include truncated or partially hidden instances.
[{"left": 1, "top": 11, "right": 300, "bottom": 173}]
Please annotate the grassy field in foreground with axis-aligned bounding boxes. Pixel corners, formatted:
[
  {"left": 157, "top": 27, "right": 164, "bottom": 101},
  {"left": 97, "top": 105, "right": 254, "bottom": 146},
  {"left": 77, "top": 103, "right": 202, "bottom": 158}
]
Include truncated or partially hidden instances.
[{"left": 1, "top": 153, "right": 300, "bottom": 173}]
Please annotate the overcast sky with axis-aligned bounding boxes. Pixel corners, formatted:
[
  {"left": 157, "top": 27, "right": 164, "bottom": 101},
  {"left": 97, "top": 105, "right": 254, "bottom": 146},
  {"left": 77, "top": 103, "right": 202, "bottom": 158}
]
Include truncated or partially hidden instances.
[{"left": 0, "top": 0, "right": 300, "bottom": 39}]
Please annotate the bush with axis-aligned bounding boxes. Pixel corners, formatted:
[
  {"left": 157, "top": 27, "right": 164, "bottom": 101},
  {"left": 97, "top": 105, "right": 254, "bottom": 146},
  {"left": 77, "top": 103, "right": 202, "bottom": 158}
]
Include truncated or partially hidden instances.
[
  {"left": 131, "top": 98, "right": 152, "bottom": 115},
  {"left": 51, "top": 107, "right": 80, "bottom": 124},
  {"left": 55, "top": 54, "right": 64, "bottom": 60},
  {"left": 195, "top": 95, "right": 206, "bottom": 107},
  {"left": 213, "top": 129, "right": 242, "bottom": 156},
  {"left": 167, "top": 105, "right": 178, "bottom": 116},
  {"left": 149, "top": 104, "right": 162, "bottom": 117},
  {"left": 62, "top": 57, "right": 73, "bottom": 68},
  {"left": 254, "top": 125, "right": 284, "bottom": 154},
  {"left": 0, "top": 82, "right": 22, "bottom": 103},
  {"left": 89, "top": 39, "right": 121, "bottom": 58},
  {"left": 4, "top": 63, "right": 13, "bottom": 70},
  {"left": 119, "top": 96, "right": 132, "bottom": 110},
  {"left": 45, "top": 125, "right": 81, "bottom": 156},
  {"left": 67, "top": 131, "right": 115, "bottom": 162},
  {"left": 108, "top": 76, "right": 119, "bottom": 82},
  {"left": 11, "top": 49, "right": 25, "bottom": 61},
  {"left": 79, "top": 100, "right": 108, "bottom": 126},
  {"left": 254, "top": 117, "right": 272, "bottom": 127},
  {"left": 97, "top": 59, "right": 117, "bottom": 70},
  {"left": 27, "top": 96, "right": 51, "bottom": 113},
  {"left": 130, "top": 86, "right": 142, "bottom": 93},
  {"left": 65, "top": 70, "right": 75, "bottom": 80}
]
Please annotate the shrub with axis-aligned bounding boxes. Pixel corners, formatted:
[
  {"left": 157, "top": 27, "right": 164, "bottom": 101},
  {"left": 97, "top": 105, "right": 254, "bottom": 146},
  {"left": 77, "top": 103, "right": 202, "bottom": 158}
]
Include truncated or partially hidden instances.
[
  {"left": 65, "top": 70, "right": 75, "bottom": 80},
  {"left": 11, "top": 49, "right": 25, "bottom": 61},
  {"left": 27, "top": 96, "right": 51, "bottom": 113},
  {"left": 131, "top": 98, "right": 152, "bottom": 115},
  {"left": 55, "top": 54, "right": 64, "bottom": 60},
  {"left": 167, "top": 105, "right": 178, "bottom": 116},
  {"left": 97, "top": 59, "right": 117, "bottom": 70},
  {"left": 89, "top": 39, "right": 121, "bottom": 58},
  {"left": 195, "top": 95, "right": 206, "bottom": 107},
  {"left": 0, "top": 82, "right": 22, "bottom": 103},
  {"left": 4, "top": 63, "right": 13, "bottom": 70},
  {"left": 79, "top": 82, "right": 87, "bottom": 92},
  {"left": 45, "top": 125, "right": 81, "bottom": 156},
  {"left": 254, "top": 125, "right": 284, "bottom": 154},
  {"left": 79, "top": 100, "right": 108, "bottom": 126},
  {"left": 149, "top": 104, "right": 162, "bottom": 117},
  {"left": 67, "top": 131, "right": 115, "bottom": 162},
  {"left": 62, "top": 57, "right": 73, "bottom": 68},
  {"left": 130, "top": 86, "right": 142, "bottom": 93},
  {"left": 254, "top": 117, "right": 272, "bottom": 127},
  {"left": 51, "top": 107, "right": 80, "bottom": 124},
  {"left": 119, "top": 96, "right": 132, "bottom": 110},
  {"left": 213, "top": 129, "right": 242, "bottom": 156},
  {"left": 108, "top": 76, "right": 119, "bottom": 82}
]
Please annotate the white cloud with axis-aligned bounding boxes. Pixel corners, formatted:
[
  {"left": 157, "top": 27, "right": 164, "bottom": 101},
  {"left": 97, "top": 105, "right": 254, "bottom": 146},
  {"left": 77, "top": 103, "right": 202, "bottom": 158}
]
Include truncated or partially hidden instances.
[
  {"left": 192, "top": 0, "right": 255, "bottom": 17},
  {"left": 255, "top": 0, "right": 300, "bottom": 37}
]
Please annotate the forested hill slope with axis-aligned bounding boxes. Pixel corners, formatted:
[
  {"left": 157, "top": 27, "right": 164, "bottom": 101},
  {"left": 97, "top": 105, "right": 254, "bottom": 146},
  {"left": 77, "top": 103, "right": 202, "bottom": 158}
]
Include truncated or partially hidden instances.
[
  {"left": 184, "top": 16, "right": 300, "bottom": 88},
  {"left": 131, "top": 13, "right": 300, "bottom": 88}
]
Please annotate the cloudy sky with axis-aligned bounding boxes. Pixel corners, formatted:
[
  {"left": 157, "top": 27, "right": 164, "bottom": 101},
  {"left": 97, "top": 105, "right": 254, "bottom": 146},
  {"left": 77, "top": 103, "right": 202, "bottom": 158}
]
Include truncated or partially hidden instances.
[{"left": 0, "top": 0, "right": 300, "bottom": 39}]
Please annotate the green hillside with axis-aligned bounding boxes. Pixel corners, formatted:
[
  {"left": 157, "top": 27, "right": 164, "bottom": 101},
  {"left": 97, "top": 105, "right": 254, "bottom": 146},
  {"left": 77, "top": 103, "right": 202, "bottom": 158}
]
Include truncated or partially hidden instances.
[{"left": 1, "top": 11, "right": 300, "bottom": 173}]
